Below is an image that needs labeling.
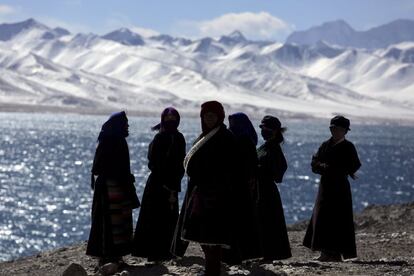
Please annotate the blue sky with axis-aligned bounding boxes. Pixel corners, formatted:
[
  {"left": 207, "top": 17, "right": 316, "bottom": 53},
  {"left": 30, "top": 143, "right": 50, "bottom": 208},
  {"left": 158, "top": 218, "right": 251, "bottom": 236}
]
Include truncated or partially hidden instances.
[{"left": 1, "top": 0, "right": 414, "bottom": 41}]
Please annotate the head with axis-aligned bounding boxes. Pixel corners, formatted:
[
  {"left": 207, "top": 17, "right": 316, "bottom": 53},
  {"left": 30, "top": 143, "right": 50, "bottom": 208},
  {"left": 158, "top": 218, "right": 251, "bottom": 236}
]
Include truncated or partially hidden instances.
[
  {"left": 98, "top": 111, "right": 129, "bottom": 142},
  {"left": 152, "top": 107, "right": 180, "bottom": 132},
  {"left": 259, "top": 115, "right": 286, "bottom": 143},
  {"left": 228, "top": 112, "right": 258, "bottom": 146},
  {"left": 329, "top": 115, "right": 350, "bottom": 141},
  {"left": 200, "top": 101, "right": 225, "bottom": 133}
]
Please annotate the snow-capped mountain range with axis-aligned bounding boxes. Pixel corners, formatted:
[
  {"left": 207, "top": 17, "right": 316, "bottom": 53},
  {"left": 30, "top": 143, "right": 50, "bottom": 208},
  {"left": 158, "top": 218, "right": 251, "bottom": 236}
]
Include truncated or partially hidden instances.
[
  {"left": 286, "top": 19, "right": 414, "bottom": 49},
  {"left": 0, "top": 18, "right": 413, "bottom": 120}
]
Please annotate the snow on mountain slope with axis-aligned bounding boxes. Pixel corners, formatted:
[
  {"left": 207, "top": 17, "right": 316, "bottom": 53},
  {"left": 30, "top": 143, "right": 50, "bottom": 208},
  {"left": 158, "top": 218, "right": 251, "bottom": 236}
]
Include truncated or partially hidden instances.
[
  {"left": 376, "top": 42, "right": 414, "bottom": 64},
  {"left": 0, "top": 19, "right": 413, "bottom": 120},
  {"left": 0, "top": 47, "right": 186, "bottom": 112},
  {"left": 300, "top": 49, "right": 414, "bottom": 103},
  {"left": 34, "top": 36, "right": 390, "bottom": 115}
]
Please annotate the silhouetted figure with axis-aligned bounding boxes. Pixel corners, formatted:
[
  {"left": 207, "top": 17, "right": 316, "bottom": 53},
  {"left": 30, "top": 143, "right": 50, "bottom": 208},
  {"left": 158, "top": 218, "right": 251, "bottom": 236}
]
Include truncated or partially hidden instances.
[
  {"left": 132, "top": 107, "right": 186, "bottom": 261},
  {"left": 256, "top": 116, "right": 292, "bottom": 261},
  {"left": 222, "top": 112, "right": 261, "bottom": 264},
  {"left": 303, "top": 115, "right": 361, "bottom": 262},
  {"left": 172, "top": 101, "right": 237, "bottom": 276},
  {"left": 86, "top": 111, "right": 140, "bottom": 266}
]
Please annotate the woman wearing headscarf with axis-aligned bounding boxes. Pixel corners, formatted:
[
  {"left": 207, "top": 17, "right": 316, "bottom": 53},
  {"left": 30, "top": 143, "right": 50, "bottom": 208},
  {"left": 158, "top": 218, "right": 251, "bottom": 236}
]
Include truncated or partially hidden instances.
[
  {"left": 222, "top": 112, "right": 261, "bottom": 264},
  {"left": 172, "top": 101, "right": 237, "bottom": 276},
  {"left": 132, "top": 107, "right": 186, "bottom": 262},
  {"left": 87, "top": 111, "right": 140, "bottom": 267},
  {"left": 303, "top": 115, "right": 361, "bottom": 262},
  {"left": 256, "top": 115, "right": 291, "bottom": 261}
]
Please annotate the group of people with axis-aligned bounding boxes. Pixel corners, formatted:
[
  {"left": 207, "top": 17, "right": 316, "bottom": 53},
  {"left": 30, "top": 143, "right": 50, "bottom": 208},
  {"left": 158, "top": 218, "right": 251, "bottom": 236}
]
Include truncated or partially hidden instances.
[{"left": 86, "top": 100, "right": 361, "bottom": 275}]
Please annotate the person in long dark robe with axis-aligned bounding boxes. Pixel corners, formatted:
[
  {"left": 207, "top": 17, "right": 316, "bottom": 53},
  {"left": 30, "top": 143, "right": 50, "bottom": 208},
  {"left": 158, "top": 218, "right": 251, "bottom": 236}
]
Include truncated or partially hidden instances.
[
  {"left": 256, "top": 115, "right": 292, "bottom": 261},
  {"left": 303, "top": 115, "right": 361, "bottom": 262},
  {"left": 171, "top": 101, "right": 237, "bottom": 276},
  {"left": 132, "top": 107, "right": 186, "bottom": 262},
  {"left": 222, "top": 112, "right": 261, "bottom": 264},
  {"left": 87, "top": 111, "right": 140, "bottom": 267}
]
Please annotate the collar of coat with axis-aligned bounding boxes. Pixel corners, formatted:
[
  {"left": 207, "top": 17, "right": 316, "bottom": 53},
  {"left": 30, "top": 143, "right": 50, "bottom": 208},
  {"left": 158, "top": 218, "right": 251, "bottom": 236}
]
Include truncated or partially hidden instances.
[{"left": 183, "top": 125, "right": 221, "bottom": 172}]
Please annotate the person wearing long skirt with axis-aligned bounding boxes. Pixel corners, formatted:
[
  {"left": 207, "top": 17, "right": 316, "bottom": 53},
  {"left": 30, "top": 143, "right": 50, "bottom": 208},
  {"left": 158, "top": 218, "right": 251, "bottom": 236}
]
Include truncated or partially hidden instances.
[
  {"left": 171, "top": 101, "right": 237, "bottom": 276},
  {"left": 256, "top": 115, "right": 292, "bottom": 261},
  {"left": 303, "top": 115, "right": 361, "bottom": 262},
  {"left": 86, "top": 111, "right": 140, "bottom": 267},
  {"left": 222, "top": 112, "right": 261, "bottom": 264},
  {"left": 132, "top": 107, "right": 186, "bottom": 262}
]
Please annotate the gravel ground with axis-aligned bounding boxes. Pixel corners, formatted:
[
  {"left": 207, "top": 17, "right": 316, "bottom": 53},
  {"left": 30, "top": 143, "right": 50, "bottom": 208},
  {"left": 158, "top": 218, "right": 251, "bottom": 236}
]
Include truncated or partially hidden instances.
[{"left": 1, "top": 202, "right": 413, "bottom": 276}]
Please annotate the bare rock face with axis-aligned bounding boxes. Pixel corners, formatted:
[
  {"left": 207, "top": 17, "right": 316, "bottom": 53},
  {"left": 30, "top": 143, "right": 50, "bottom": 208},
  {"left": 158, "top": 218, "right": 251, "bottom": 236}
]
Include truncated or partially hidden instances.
[{"left": 61, "top": 263, "right": 87, "bottom": 276}]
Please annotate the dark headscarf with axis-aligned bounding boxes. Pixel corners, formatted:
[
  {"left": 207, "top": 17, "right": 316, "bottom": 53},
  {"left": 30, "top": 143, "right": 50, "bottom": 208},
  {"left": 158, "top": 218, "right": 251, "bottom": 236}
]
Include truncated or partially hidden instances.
[
  {"left": 259, "top": 115, "right": 286, "bottom": 144},
  {"left": 151, "top": 107, "right": 180, "bottom": 133},
  {"left": 97, "top": 111, "right": 128, "bottom": 142},
  {"left": 228, "top": 112, "right": 258, "bottom": 146},
  {"left": 200, "top": 101, "right": 225, "bottom": 133}
]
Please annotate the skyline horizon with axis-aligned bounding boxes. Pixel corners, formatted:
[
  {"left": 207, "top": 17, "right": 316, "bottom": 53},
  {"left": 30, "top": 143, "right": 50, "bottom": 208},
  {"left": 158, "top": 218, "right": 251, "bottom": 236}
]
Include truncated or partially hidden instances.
[
  {"left": 2, "top": 16, "right": 414, "bottom": 43},
  {"left": 1, "top": 1, "right": 414, "bottom": 42}
]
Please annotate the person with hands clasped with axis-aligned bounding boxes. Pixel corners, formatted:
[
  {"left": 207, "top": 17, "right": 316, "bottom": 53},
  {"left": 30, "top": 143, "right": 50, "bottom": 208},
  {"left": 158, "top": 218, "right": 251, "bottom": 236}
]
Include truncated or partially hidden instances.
[{"left": 303, "top": 115, "right": 361, "bottom": 262}]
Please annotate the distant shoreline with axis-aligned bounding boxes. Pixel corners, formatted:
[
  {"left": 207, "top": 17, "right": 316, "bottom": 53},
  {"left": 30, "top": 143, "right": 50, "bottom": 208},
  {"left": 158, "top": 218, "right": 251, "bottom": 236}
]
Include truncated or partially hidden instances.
[{"left": 1, "top": 103, "right": 414, "bottom": 126}]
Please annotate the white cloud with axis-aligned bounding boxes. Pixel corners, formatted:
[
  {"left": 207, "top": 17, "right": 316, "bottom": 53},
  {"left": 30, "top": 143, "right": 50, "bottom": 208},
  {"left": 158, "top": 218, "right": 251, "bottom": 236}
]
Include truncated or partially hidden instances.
[
  {"left": 175, "top": 12, "right": 293, "bottom": 41},
  {"left": 0, "top": 4, "right": 15, "bottom": 15}
]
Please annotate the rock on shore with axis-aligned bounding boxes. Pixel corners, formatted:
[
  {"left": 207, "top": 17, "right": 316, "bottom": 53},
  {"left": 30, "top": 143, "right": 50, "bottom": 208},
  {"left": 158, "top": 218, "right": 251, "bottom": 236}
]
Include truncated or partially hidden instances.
[{"left": 1, "top": 202, "right": 413, "bottom": 276}]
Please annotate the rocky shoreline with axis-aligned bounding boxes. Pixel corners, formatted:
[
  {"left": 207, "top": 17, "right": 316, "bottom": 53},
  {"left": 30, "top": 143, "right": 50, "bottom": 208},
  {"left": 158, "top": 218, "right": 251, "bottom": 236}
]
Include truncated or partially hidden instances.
[{"left": 1, "top": 202, "right": 413, "bottom": 276}]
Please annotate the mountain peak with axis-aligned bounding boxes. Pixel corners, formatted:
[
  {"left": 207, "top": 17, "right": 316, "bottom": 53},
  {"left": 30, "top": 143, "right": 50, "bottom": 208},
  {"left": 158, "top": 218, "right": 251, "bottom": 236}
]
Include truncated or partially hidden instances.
[
  {"left": 17, "top": 18, "right": 49, "bottom": 30},
  {"left": 116, "top": 27, "right": 133, "bottom": 33},
  {"left": 10, "top": 18, "right": 41, "bottom": 29},
  {"left": 287, "top": 19, "right": 414, "bottom": 49},
  {"left": 102, "top": 28, "right": 144, "bottom": 46},
  {"left": 312, "top": 19, "right": 356, "bottom": 36},
  {"left": 322, "top": 19, "right": 353, "bottom": 29},
  {"left": 218, "top": 30, "right": 247, "bottom": 46},
  {"left": 286, "top": 19, "right": 356, "bottom": 46},
  {"left": 193, "top": 37, "right": 225, "bottom": 55},
  {"left": 228, "top": 30, "right": 246, "bottom": 39},
  {"left": 0, "top": 18, "right": 50, "bottom": 41}
]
